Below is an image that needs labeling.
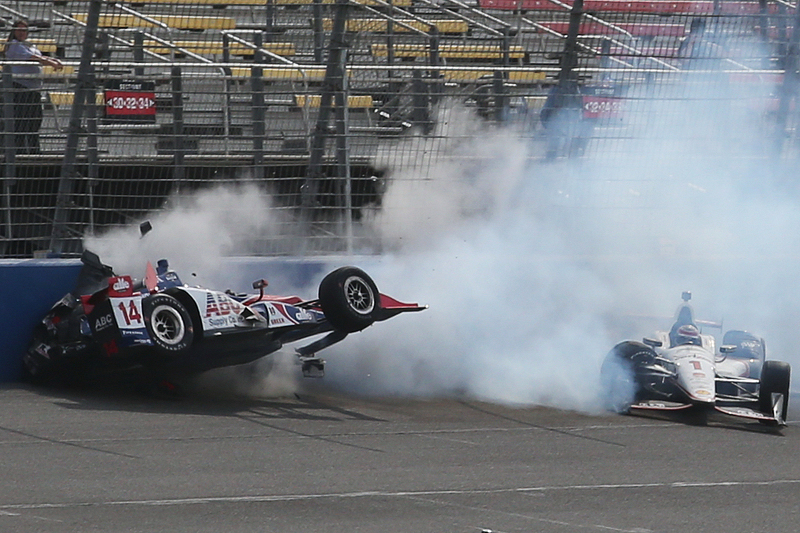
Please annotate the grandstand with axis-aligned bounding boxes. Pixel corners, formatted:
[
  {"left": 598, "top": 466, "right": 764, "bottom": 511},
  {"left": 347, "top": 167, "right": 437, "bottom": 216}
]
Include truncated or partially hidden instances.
[{"left": 0, "top": 0, "right": 797, "bottom": 256}]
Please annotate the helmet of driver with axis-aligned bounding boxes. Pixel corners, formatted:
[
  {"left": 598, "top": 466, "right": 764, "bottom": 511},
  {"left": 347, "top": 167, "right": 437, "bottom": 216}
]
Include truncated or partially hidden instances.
[{"left": 675, "top": 324, "right": 701, "bottom": 346}]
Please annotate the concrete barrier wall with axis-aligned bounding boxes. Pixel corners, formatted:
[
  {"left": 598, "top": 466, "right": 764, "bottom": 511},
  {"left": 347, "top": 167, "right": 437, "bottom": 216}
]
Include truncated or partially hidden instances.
[
  {"left": 0, "top": 258, "right": 340, "bottom": 383},
  {"left": 0, "top": 259, "right": 83, "bottom": 382}
]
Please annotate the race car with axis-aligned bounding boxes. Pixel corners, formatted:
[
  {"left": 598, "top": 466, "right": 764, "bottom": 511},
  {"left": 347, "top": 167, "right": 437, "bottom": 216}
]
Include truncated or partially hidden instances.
[
  {"left": 601, "top": 291, "right": 791, "bottom": 426},
  {"left": 24, "top": 249, "right": 426, "bottom": 389}
]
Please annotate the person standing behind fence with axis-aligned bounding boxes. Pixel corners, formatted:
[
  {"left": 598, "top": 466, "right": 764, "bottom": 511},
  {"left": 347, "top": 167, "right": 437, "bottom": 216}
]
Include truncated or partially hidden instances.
[{"left": 4, "top": 20, "right": 63, "bottom": 154}]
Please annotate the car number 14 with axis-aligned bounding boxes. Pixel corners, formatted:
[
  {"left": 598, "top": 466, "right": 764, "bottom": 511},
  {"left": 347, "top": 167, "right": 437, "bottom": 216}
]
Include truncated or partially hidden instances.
[{"left": 112, "top": 296, "right": 144, "bottom": 328}]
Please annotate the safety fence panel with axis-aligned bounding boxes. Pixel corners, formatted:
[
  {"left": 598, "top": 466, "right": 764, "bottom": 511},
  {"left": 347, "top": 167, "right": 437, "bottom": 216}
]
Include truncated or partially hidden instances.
[{"left": 1, "top": 0, "right": 798, "bottom": 257}]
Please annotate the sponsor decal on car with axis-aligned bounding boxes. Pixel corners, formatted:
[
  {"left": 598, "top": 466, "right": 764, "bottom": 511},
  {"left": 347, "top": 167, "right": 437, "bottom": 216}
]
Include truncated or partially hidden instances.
[
  {"left": 95, "top": 313, "right": 115, "bottom": 332},
  {"left": 109, "top": 275, "right": 134, "bottom": 297}
]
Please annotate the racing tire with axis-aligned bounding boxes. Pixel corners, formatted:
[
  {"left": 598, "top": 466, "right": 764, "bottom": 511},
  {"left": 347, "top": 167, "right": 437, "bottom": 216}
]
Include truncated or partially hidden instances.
[
  {"left": 143, "top": 294, "right": 194, "bottom": 357},
  {"left": 318, "top": 267, "right": 380, "bottom": 333},
  {"left": 758, "top": 360, "right": 790, "bottom": 425},
  {"left": 600, "top": 341, "right": 656, "bottom": 414}
]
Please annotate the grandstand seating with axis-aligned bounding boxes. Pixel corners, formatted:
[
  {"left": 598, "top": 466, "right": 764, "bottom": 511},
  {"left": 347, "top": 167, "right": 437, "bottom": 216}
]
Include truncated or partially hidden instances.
[
  {"left": 478, "top": 0, "right": 771, "bottom": 14},
  {"left": 273, "top": 0, "right": 413, "bottom": 6},
  {"left": 71, "top": 13, "right": 237, "bottom": 30},
  {"left": 294, "top": 94, "right": 374, "bottom": 108},
  {"left": 323, "top": 18, "right": 471, "bottom": 34},
  {"left": 442, "top": 69, "right": 547, "bottom": 83},
  {"left": 538, "top": 21, "right": 687, "bottom": 37},
  {"left": 145, "top": 40, "right": 295, "bottom": 57},
  {"left": 28, "top": 39, "right": 58, "bottom": 54},
  {"left": 371, "top": 43, "right": 527, "bottom": 61},
  {"left": 124, "top": 0, "right": 266, "bottom": 4},
  {"left": 229, "top": 66, "right": 330, "bottom": 81}
]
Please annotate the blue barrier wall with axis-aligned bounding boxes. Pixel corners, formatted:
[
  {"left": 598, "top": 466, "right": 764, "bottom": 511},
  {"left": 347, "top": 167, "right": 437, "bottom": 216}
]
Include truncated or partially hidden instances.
[
  {"left": 0, "top": 257, "right": 346, "bottom": 383},
  {"left": 0, "top": 259, "right": 83, "bottom": 382}
]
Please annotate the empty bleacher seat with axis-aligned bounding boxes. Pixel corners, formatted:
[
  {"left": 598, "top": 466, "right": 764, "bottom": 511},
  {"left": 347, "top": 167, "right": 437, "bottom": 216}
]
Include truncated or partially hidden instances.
[
  {"left": 229, "top": 66, "right": 330, "bottom": 81},
  {"left": 71, "top": 13, "right": 236, "bottom": 30},
  {"left": 128, "top": 0, "right": 265, "bottom": 4},
  {"left": 371, "top": 43, "right": 527, "bottom": 60},
  {"left": 145, "top": 40, "right": 294, "bottom": 56},
  {"left": 479, "top": 0, "right": 766, "bottom": 14},
  {"left": 323, "top": 18, "right": 470, "bottom": 34},
  {"left": 442, "top": 69, "right": 547, "bottom": 83},
  {"left": 294, "top": 94, "right": 373, "bottom": 108},
  {"left": 273, "top": 0, "right": 413, "bottom": 6},
  {"left": 539, "top": 21, "right": 686, "bottom": 37},
  {"left": 27, "top": 39, "right": 58, "bottom": 54}
]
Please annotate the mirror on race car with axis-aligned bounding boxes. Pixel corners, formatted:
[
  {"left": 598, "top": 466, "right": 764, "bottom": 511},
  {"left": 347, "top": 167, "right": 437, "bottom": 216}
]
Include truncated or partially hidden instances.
[{"left": 643, "top": 338, "right": 663, "bottom": 348}]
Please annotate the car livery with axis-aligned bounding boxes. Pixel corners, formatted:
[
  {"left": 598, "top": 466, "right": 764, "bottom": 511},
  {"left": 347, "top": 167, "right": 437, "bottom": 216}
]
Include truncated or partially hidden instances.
[
  {"left": 602, "top": 291, "right": 791, "bottom": 427},
  {"left": 24, "top": 249, "right": 426, "bottom": 388}
]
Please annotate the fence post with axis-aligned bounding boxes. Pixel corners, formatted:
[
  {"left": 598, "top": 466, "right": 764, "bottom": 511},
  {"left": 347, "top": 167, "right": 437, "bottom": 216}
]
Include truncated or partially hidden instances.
[
  {"left": 252, "top": 32, "right": 265, "bottom": 179},
  {"left": 51, "top": 0, "right": 102, "bottom": 255},
  {"left": 303, "top": 0, "right": 350, "bottom": 244},
  {"left": 171, "top": 66, "right": 185, "bottom": 190},
  {"left": 1, "top": 68, "right": 15, "bottom": 252}
]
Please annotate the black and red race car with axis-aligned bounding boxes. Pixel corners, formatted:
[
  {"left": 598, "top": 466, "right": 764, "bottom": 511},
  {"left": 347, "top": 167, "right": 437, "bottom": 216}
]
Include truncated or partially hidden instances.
[{"left": 24, "top": 248, "right": 425, "bottom": 389}]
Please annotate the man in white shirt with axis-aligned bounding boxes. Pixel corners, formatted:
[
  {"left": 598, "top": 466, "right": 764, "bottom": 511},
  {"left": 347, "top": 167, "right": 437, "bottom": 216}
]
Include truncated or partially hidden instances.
[{"left": 4, "top": 20, "right": 63, "bottom": 154}]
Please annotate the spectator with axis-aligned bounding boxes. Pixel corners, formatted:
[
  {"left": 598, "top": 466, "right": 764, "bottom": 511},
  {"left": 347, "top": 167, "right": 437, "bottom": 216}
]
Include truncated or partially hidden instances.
[{"left": 4, "top": 20, "right": 63, "bottom": 154}]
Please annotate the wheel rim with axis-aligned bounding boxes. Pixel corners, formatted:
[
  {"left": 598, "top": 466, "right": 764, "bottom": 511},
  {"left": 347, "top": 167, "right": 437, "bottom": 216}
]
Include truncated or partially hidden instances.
[
  {"left": 151, "top": 304, "right": 185, "bottom": 345},
  {"left": 344, "top": 276, "right": 375, "bottom": 315}
]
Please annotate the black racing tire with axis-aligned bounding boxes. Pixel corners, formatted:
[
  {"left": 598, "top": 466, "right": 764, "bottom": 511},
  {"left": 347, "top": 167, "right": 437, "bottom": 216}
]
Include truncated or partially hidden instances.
[
  {"left": 758, "top": 360, "right": 791, "bottom": 424},
  {"left": 143, "top": 294, "right": 194, "bottom": 357},
  {"left": 600, "top": 341, "right": 656, "bottom": 414},
  {"left": 318, "top": 267, "right": 380, "bottom": 333}
]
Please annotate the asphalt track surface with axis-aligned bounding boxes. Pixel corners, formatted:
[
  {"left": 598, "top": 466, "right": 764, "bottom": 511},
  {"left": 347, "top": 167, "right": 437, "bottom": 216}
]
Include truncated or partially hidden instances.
[{"left": 1, "top": 382, "right": 798, "bottom": 533}]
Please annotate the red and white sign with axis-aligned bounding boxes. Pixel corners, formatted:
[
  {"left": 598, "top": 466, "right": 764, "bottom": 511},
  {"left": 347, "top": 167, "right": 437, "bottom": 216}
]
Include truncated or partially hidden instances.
[
  {"left": 104, "top": 90, "right": 156, "bottom": 117},
  {"left": 582, "top": 96, "right": 624, "bottom": 119}
]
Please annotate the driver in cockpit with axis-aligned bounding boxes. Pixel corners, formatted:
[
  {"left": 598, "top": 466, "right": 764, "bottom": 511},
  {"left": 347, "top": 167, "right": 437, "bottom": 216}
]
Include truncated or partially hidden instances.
[{"left": 673, "top": 324, "right": 702, "bottom": 346}]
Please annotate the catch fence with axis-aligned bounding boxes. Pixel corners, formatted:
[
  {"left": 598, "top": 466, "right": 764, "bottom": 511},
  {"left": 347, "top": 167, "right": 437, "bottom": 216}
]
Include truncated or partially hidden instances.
[{"left": 1, "top": 0, "right": 799, "bottom": 257}]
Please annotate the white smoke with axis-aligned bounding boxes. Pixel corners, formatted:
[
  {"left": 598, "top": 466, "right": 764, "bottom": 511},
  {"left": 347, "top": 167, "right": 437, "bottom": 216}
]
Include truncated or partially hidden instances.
[
  {"left": 317, "top": 79, "right": 800, "bottom": 410},
  {"left": 84, "top": 182, "right": 286, "bottom": 286},
  {"left": 81, "top": 70, "right": 800, "bottom": 408}
]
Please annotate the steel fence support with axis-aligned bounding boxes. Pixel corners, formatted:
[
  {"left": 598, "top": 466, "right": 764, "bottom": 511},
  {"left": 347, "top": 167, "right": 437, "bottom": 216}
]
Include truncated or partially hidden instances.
[
  {"left": 1, "top": 67, "right": 15, "bottom": 252},
  {"left": 252, "top": 32, "right": 265, "bottom": 180},
  {"left": 303, "top": 0, "right": 350, "bottom": 243},
  {"left": 171, "top": 67, "right": 185, "bottom": 190},
  {"left": 333, "top": 55, "right": 353, "bottom": 254},
  {"left": 51, "top": 0, "right": 102, "bottom": 255}
]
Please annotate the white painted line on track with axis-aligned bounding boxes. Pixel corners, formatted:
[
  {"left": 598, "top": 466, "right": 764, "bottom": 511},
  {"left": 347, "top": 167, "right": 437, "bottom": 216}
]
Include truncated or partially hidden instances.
[{"left": 2, "top": 479, "right": 799, "bottom": 511}]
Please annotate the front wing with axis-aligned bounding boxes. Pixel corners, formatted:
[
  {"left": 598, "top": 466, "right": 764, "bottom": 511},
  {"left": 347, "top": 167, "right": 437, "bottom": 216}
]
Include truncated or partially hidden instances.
[{"left": 630, "top": 399, "right": 786, "bottom": 426}]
